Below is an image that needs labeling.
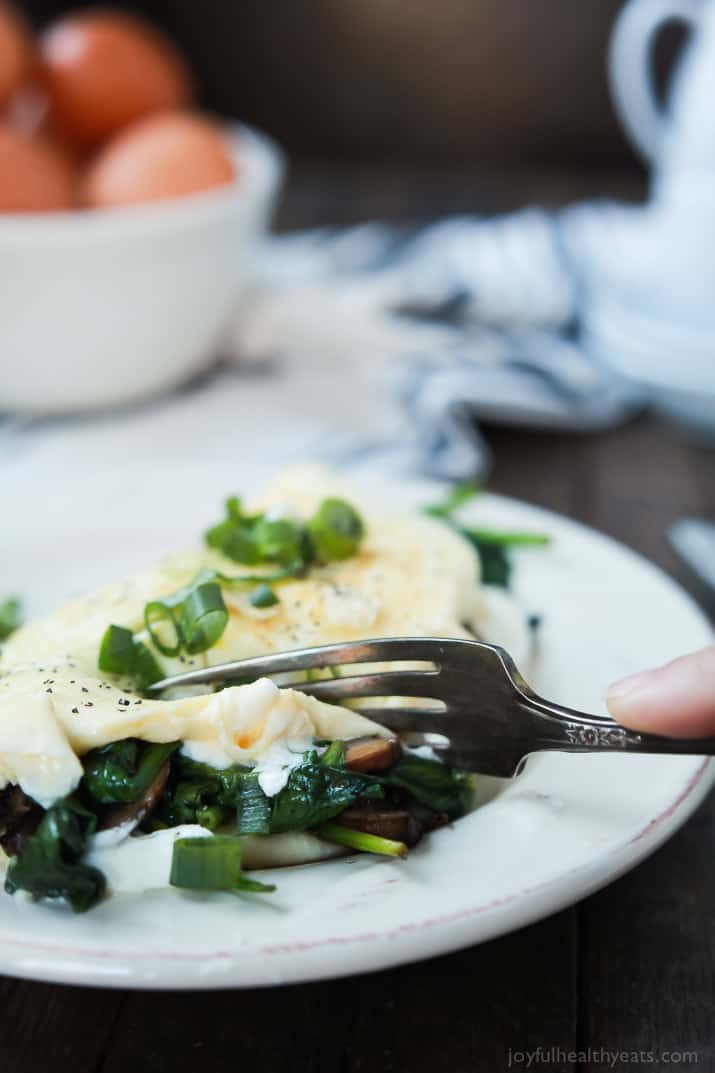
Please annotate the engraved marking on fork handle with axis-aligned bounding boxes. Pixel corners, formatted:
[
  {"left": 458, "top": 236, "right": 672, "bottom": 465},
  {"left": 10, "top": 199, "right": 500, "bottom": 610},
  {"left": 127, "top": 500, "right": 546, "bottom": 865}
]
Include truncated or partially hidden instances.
[{"left": 562, "top": 725, "right": 642, "bottom": 748}]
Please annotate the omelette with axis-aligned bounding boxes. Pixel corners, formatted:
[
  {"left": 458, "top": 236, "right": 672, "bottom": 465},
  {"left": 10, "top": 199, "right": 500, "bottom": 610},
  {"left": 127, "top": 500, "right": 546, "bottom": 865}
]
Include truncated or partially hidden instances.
[{"left": 0, "top": 468, "right": 530, "bottom": 911}]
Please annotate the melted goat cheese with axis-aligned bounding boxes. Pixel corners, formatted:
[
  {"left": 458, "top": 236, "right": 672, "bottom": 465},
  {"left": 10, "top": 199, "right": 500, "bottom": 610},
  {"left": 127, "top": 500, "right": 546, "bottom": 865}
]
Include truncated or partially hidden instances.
[
  {"left": 252, "top": 737, "right": 322, "bottom": 797},
  {"left": 86, "top": 825, "right": 211, "bottom": 893}
]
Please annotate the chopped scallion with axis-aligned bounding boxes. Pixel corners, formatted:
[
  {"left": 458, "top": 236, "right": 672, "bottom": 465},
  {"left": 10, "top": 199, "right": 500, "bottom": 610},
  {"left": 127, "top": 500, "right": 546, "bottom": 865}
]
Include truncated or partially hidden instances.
[
  {"left": 423, "top": 482, "right": 480, "bottom": 517},
  {"left": 249, "top": 583, "right": 279, "bottom": 609},
  {"left": 0, "top": 596, "right": 22, "bottom": 641},
  {"left": 316, "top": 823, "right": 408, "bottom": 859},
  {"left": 170, "top": 836, "right": 275, "bottom": 893},
  {"left": 308, "top": 498, "right": 364, "bottom": 562},
  {"left": 98, "top": 625, "right": 164, "bottom": 690},
  {"left": 144, "top": 600, "right": 183, "bottom": 657},
  {"left": 180, "top": 582, "right": 228, "bottom": 655},
  {"left": 319, "top": 741, "right": 346, "bottom": 768},
  {"left": 462, "top": 527, "right": 550, "bottom": 548}
]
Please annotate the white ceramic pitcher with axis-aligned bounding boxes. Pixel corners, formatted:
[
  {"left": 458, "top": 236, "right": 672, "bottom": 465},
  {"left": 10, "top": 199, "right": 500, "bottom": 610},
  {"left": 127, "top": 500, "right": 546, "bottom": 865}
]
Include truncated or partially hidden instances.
[
  {"left": 581, "top": 0, "right": 715, "bottom": 436},
  {"left": 610, "top": 0, "right": 715, "bottom": 200}
]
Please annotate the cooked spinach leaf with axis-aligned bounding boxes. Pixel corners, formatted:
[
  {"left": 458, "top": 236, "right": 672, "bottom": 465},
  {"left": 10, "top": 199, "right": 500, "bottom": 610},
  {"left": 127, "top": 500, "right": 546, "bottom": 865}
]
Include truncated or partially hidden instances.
[
  {"left": 380, "top": 756, "right": 474, "bottom": 820},
  {"left": 269, "top": 756, "right": 382, "bottom": 834},
  {"left": 462, "top": 535, "right": 511, "bottom": 588},
  {"left": 4, "top": 796, "right": 105, "bottom": 913},
  {"left": 158, "top": 756, "right": 247, "bottom": 830},
  {"left": 161, "top": 749, "right": 470, "bottom": 837},
  {"left": 82, "top": 739, "right": 180, "bottom": 806}
]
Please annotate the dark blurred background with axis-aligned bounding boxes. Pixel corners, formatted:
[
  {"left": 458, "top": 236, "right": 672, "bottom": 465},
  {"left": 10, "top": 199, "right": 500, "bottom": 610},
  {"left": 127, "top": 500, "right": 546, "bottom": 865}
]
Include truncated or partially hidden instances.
[{"left": 18, "top": 0, "right": 685, "bottom": 169}]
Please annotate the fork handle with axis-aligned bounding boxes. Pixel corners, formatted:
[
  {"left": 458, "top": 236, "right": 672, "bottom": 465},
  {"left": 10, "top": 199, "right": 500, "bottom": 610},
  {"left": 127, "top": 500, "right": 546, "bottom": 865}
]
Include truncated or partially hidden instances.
[{"left": 521, "top": 697, "right": 715, "bottom": 757}]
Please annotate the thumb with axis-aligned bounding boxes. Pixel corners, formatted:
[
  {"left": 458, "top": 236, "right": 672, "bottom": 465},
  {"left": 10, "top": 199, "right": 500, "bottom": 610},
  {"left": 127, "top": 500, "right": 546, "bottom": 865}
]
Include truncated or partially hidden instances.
[{"left": 606, "top": 645, "right": 715, "bottom": 738}]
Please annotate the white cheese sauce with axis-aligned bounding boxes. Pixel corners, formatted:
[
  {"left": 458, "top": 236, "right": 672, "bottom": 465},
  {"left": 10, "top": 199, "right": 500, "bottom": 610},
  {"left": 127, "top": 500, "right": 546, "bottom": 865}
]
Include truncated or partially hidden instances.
[
  {"left": 85, "top": 824, "right": 212, "bottom": 894},
  {"left": 252, "top": 737, "right": 324, "bottom": 797}
]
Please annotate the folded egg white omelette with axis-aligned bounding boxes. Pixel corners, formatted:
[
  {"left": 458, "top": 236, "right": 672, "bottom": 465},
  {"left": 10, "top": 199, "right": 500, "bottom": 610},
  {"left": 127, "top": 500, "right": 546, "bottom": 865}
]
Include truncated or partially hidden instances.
[{"left": 0, "top": 467, "right": 527, "bottom": 896}]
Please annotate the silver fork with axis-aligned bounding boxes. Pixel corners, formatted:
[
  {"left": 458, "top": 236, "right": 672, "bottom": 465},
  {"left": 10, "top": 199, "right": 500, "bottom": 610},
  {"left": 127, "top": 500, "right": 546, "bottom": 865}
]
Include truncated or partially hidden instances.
[{"left": 149, "top": 637, "right": 715, "bottom": 777}]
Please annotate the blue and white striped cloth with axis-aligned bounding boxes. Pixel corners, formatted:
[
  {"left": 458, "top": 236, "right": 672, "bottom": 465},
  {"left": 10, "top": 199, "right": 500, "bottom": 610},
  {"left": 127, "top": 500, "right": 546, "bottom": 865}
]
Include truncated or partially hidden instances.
[{"left": 220, "top": 204, "right": 643, "bottom": 478}]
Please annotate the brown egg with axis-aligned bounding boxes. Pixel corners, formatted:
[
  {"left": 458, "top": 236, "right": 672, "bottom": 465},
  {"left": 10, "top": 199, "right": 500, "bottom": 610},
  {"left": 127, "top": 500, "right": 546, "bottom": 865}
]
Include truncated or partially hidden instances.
[
  {"left": 82, "top": 112, "right": 236, "bottom": 209},
  {"left": 40, "top": 10, "right": 193, "bottom": 147},
  {"left": 0, "top": 2, "right": 34, "bottom": 108},
  {"left": 5, "top": 83, "right": 94, "bottom": 171},
  {"left": 0, "top": 122, "right": 77, "bottom": 211},
  {"left": 3, "top": 83, "right": 48, "bottom": 137}
]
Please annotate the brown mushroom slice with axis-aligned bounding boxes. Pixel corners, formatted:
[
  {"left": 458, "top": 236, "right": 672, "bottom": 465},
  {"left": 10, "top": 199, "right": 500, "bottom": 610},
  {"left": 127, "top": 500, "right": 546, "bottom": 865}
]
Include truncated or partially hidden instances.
[
  {"left": 344, "top": 736, "right": 402, "bottom": 773},
  {"left": 0, "top": 785, "right": 43, "bottom": 856},
  {"left": 418, "top": 810, "right": 450, "bottom": 835},
  {"left": 338, "top": 806, "right": 421, "bottom": 846},
  {"left": 98, "top": 759, "right": 171, "bottom": 832}
]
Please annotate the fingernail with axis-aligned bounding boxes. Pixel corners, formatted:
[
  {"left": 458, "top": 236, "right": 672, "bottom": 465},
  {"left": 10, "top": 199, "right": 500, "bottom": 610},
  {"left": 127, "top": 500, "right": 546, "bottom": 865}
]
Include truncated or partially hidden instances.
[{"left": 606, "top": 668, "right": 657, "bottom": 702}]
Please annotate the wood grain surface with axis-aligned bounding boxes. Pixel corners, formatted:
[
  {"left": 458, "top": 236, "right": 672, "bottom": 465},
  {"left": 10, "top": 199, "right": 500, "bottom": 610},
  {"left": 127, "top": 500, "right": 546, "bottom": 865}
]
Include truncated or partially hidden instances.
[{"left": 1, "top": 166, "right": 712, "bottom": 1073}]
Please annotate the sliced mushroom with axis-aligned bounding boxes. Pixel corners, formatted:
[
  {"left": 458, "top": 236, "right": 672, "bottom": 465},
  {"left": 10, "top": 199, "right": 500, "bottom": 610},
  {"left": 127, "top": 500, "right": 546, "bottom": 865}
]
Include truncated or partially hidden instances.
[
  {"left": 338, "top": 806, "right": 421, "bottom": 846},
  {"left": 99, "top": 759, "right": 171, "bottom": 831},
  {"left": 418, "top": 810, "right": 450, "bottom": 835},
  {"left": 0, "top": 786, "right": 43, "bottom": 856},
  {"left": 344, "top": 736, "right": 402, "bottom": 773}
]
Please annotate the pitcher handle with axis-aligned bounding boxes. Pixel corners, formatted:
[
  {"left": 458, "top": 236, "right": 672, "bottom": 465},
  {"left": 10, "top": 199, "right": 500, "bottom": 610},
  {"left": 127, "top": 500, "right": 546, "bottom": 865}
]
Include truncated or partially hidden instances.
[{"left": 608, "top": 0, "right": 701, "bottom": 163}]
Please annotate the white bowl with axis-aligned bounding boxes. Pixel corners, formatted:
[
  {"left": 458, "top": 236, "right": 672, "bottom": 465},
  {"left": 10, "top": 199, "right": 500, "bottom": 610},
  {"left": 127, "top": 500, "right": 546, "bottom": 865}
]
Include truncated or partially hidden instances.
[{"left": 0, "top": 124, "right": 284, "bottom": 413}]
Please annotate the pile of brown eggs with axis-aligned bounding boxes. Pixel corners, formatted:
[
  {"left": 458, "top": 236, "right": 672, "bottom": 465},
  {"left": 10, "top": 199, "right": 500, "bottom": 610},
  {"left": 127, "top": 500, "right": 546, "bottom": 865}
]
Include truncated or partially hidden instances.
[{"left": 0, "top": 3, "right": 237, "bottom": 212}]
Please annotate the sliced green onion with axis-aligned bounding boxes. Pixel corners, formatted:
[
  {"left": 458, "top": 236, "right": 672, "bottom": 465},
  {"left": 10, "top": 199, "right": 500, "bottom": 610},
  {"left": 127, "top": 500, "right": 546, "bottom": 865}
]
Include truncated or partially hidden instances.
[
  {"left": 218, "top": 565, "right": 302, "bottom": 585},
  {"left": 206, "top": 496, "right": 308, "bottom": 567},
  {"left": 166, "top": 567, "right": 299, "bottom": 612},
  {"left": 252, "top": 517, "right": 305, "bottom": 566},
  {"left": 462, "top": 527, "right": 550, "bottom": 548},
  {"left": 249, "top": 583, "right": 279, "bottom": 609},
  {"left": 319, "top": 741, "right": 346, "bottom": 768},
  {"left": 180, "top": 582, "right": 228, "bottom": 655},
  {"left": 170, "top": 836, "right": 276, "bottom": 892},
  {"left": 144, "top": 600, "right": 183, "bottom": 657},
  {"left": 423, "top": 482, "right": 481, "bottom": 518},
  {"left": 132, "top": 640, "right": 165, "bottom": 690},
  {"left": 98, "top": 624, "right": 136, "bottom": 676},
  {"left": 236, "top": 775, "right": 272, "bottom": 834},
  {"left": 194, "top": 804, "right": 227, "bottom": 831},
  {"left": 0, "top": 596, "right": 22, "bottom": 641},
  {"left": 308, "top": 498, "right": 365, "bottom": 562},
  {"left": 98, "top": 625, "right": 164, "bottom": 689},
  {"left": 226, "top": 496, "right": 242, "bottom": 521},
  {"left": 316, "top": 823, "right": 408, "bottom": 859}
]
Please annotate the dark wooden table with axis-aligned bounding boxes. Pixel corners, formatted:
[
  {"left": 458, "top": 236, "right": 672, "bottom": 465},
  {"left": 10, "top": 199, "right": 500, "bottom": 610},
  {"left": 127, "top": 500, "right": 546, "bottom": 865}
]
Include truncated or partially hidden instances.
[{"left": 2, "top": 167, "right": 713, "bottom": 1073}]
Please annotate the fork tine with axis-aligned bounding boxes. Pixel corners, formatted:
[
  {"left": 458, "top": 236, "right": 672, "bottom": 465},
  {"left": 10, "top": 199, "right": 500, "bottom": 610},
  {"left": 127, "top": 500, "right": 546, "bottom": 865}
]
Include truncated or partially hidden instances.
[
  {"left": 349, "top": 707, "right": 449, "bottom": 731},
  {"left": 148, "top": 637, "right": 443, "bottom": 692},
  {"left": 292, "top": 669, "right": 440, "bottom": 702}
]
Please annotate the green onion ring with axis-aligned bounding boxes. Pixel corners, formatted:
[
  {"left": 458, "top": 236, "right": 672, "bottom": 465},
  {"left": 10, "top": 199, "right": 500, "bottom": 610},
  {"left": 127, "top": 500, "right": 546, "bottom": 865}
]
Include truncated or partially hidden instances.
[
  {"left": 180, "top": 582, "right": 229, "bottom": 655},
  {"left": 144, "top": 601, "right": 183, "bottom": 657}
]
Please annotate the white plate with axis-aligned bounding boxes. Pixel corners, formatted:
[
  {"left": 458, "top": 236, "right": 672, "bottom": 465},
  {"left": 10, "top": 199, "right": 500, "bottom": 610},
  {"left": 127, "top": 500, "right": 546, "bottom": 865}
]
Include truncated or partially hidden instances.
[{"left": 0, "top": 477, "right": 712, "bottom": 989}]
